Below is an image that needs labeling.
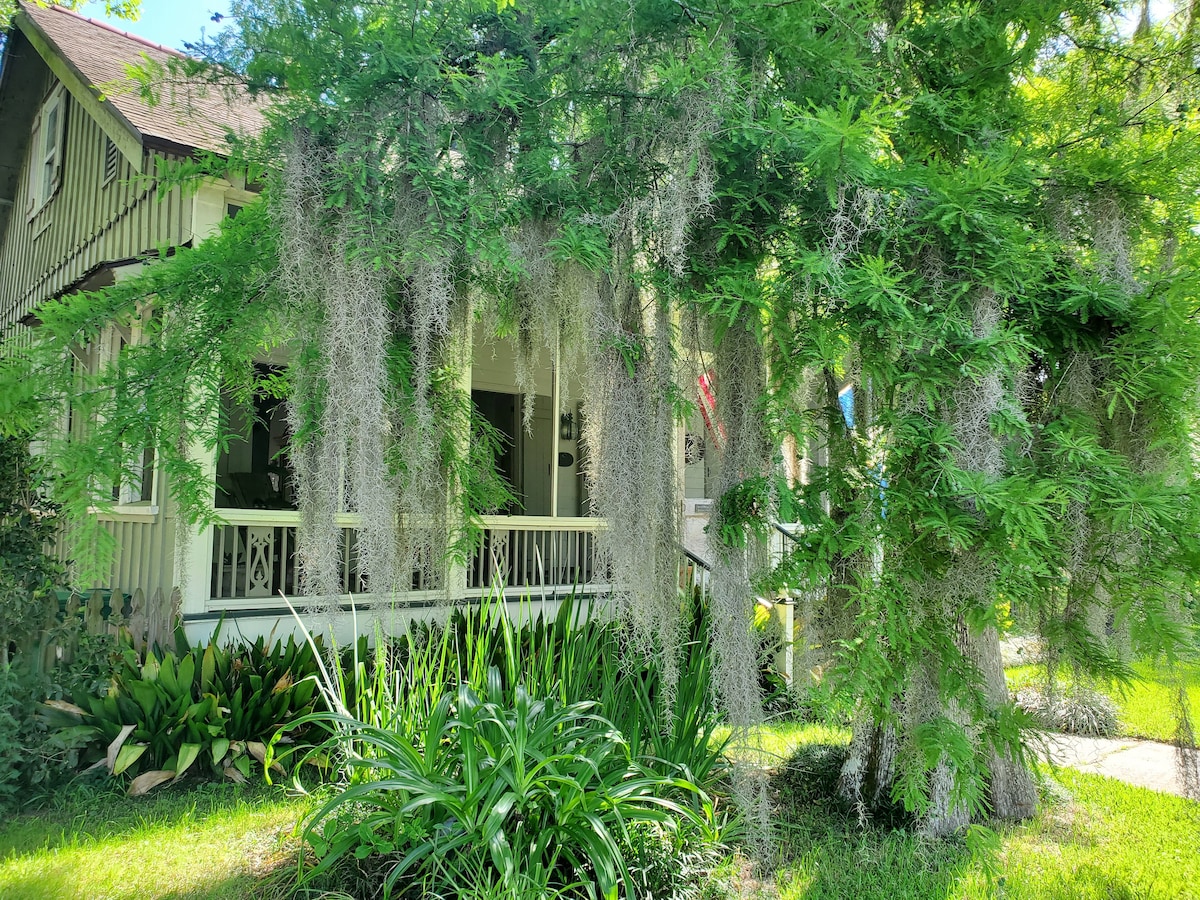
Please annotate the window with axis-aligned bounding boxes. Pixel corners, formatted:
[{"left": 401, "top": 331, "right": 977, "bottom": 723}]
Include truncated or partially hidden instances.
[
  {"left": 114, "top": 446, "right": 156, "bottom": 505},
  {"left": 103, "top": 137, "right": 119, "bottom": 186},
  {"left": 26, "top": 84, "right": 66, "bottom": 216}
]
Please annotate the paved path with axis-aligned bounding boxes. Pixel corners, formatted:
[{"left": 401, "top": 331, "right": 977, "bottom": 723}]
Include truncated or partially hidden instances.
[{"left": 1038, "top": 732, "right": 1197, "bottom": 798}]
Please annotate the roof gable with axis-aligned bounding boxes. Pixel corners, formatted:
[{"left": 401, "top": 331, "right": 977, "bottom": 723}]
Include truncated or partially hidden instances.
[{"left": 14, "top": 2, "right": 263, "bottom": 157}]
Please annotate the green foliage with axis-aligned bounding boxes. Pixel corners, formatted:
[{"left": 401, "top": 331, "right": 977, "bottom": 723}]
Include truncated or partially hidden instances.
[
  {"left": 0, "top": 438, "right": 64, "bottom": 667},
  {"left": 278, "top": 594, "right": 730, "bottom": 898},
  {"left": 48, "top": 627, "right": 321, "bottom": 790},
  {"left": 301, "top": 678, "right": 709, "bottom": 900},
  {"left": 0, "top": 440, "right": 109, "bottom": 808}
]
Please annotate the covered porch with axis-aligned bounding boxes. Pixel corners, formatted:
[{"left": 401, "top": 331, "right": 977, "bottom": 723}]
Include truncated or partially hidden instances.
[{"left": 180, "top": 323, "right": 610, "bottom": 640}]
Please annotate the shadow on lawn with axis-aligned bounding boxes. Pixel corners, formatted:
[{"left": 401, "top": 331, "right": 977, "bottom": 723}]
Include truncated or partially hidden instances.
[{"left": 768, "top": 741, "right": 985, "bottom": 900}]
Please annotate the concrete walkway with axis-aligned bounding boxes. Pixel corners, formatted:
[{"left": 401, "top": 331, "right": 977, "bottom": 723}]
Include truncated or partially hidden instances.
[{"left": 1038, "top": 732, "right": 1197, "bottom": 798}]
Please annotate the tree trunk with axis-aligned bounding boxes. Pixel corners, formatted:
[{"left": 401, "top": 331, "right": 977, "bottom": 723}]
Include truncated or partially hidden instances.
[
  {"left": 838, "top": 623, "right": 1036, "bottom": 834},
  {"left": 972, "top": 624, "right": 1038, "bottom": 822}
]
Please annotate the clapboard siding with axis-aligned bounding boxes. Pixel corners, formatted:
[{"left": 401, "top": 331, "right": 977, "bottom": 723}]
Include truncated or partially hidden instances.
[
  {"left": 0, "top": 72, "right": 191, "bottom": 335},
  {"left": 55, "top": 514, "right": 178, "bottom": 601}
]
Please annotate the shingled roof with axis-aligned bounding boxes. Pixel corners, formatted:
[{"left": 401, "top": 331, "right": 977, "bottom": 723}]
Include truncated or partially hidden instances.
[{"left": 16, "top": 1, "right": 263, "bottom": 155}]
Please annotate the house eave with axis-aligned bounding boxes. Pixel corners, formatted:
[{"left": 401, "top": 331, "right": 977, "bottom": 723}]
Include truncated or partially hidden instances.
[{"left": 14, "top": 7, "right": 144, "bottom": 175}]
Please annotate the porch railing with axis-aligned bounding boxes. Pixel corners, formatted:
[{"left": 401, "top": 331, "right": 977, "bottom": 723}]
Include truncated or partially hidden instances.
[
  {"left": 210, "top": 512, "right": 606, "bottom": 602},
  {"left": 468, "top": 516, "right": 608, "bottom": 592},
  {"left": 210, "top": 511, "right": 382, "bottom": 600}
]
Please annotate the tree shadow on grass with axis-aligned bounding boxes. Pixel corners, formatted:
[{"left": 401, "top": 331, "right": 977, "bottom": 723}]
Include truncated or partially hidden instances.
[{"left": 767, "top": 741, "right": 984, "bottom": 900}]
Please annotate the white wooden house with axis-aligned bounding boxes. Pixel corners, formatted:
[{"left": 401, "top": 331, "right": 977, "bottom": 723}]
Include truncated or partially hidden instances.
[{"left": 0, "top": 3, "right": 727, "bottom": 644}]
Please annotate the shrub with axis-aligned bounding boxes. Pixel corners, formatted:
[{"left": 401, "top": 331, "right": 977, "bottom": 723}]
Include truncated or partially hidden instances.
[
  {"left": 46, "top": 627, "right": 322, "bottom": 792},
  {"left": 0, "top": 437, "right": 63, "bottom": 669},
  {"left": 298, "top": 672, "right": 715, "bottom": 900},
  {"left": 1015, "top": 685, "right": 1119, "bottom": 737},
  {"left": 329, "top": 594, "right": 730, "bottom": 794},
  {"left": 277, "top": 592, "right": 732, "bottom": 899}
]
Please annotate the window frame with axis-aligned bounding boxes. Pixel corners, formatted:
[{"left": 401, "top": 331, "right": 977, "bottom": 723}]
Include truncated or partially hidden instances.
[{"left": 26, "top": 83, "right": 67, "bottom": 218}]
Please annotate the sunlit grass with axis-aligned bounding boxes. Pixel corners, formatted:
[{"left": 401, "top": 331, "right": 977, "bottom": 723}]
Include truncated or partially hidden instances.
[
  {"left": 771, "top": 729, "right": 1200, "bottom": 900},
  {"left": 1006, "top": 657, "right": 1200, "bottom": 742},
  {"left": 713, "top": 719, "right": 851, "bottom": 765},
  {"left": 0, "top": 782, "right": 307, "bottom": 900},
  {"left": 3, "top": 722, "right": 1196, "bottom": 900},
  {"left": 773, "top": 767, "right": 1200, "bottom": 900}
]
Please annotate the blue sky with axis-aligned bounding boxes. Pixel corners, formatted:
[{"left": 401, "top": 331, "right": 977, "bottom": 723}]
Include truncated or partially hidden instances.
[
  {"left": 82, "top": 0, "right": 232, "bottom": 52},
  {"left": 77, "top": 0, "right": 1188, "bottom": 52}
]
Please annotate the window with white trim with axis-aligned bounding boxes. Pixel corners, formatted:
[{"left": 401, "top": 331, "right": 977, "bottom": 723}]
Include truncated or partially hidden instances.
[
  {"left": 107, "top": 326, "right": 158, "bottom": 509},
  {"left": 26, "top": 84, "right": 66, "bottom": 216}
]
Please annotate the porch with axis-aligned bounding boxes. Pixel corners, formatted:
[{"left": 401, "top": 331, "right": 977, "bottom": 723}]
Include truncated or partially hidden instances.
[{"left": 204, "top": 511, "right": 610, "bottom": 609}]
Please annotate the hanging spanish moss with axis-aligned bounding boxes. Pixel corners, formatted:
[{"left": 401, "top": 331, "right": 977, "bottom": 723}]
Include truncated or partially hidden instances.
[
  {"left": 394, "top": 249, "right": 458, "bottom": 595},
  {"left": 506, "top": 220, "right": 567, "bottom": 429},
  {"left": 626, "top": 87, "right": 720, "bottom": 278},
  {"left": 278, "top": 133, "right": 346, "bottom": 607},
  {"left": 578, "top": 259, "right": 683, "bottom": 695},
  {"left": 276, "top": 129, "right": 462, "bottom": 610},
  {"left": 705, "top": 319, "right": 775, "bottom": 840}
]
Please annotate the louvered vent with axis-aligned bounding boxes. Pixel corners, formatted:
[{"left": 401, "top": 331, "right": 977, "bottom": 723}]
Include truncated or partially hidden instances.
[{"left": 103, "top": 138, "right": 119, "bottom": 185}]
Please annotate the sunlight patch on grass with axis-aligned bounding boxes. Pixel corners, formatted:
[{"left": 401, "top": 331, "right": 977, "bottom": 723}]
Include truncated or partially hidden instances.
[
  {"left": 715, "top": 720, "right": 851, "bottom": 765},
  {"left": 0, "top": 784, "right": 308, "bottom": 900},
  {"left": 773, "top": 764, "right": 1200, "bottom": 900},
  {"left": 979, "top": 769, "right": 1200, "bottom": 899},
  {"left": 1112, "top": 659, "right": 1200, "bottom": 743},
  {"left": 1006, "top": 658, "right": 1200, "bottom": 742}
]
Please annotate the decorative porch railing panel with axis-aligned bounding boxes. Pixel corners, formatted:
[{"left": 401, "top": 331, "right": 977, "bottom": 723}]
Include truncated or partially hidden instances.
[
  {"left": 209, "top": 511, "right": 437, "bottom": 600},
  {"left": 468, "top": 517, "right": 608, "bottom": 592},
  {"left": 210, "top": 513, "right": 605, "bottom": 601}
]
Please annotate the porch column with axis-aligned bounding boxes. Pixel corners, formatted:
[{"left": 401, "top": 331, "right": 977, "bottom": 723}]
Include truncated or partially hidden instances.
[
  {"left": 550, "top": 333, "right": 561, "bottom": 517},
  {"left": 172, "top": 444, "right": 217, "bottom": 619},
  {"left": 173, "top": 180, "right": 227, "bottom": 619},
  {"left": 445, "top": 312, "right": 472, "bottom": 600}
]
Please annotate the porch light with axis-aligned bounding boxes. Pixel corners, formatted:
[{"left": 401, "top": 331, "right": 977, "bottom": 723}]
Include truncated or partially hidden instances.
[{"left": 559, "top": 412, "right": 574, "bottom": 441}]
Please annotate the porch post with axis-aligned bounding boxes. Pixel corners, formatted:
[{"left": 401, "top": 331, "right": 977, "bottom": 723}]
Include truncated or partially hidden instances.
[
  {"left": 445, "top": 315, "right": 472, "bottom": 601},
  {"left": 173, "top": 180, "right": 227, "bottom": 620},
  {"left": 550, "top": 333, "right": 561, "bottom": 517},
  {"left": 172, "top": 454, "right": 217, "bottom": 620}
]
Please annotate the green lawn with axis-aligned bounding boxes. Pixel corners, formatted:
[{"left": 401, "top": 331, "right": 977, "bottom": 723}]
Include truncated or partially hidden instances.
[
  {"left": 1006, "top": 657, "right": 1200, "bottom": 742},
  {"left": 1, "top": 732, "right": 1196, "bottom": 900},
  {"left": 773, "top": 759, "right": 1200, "bottom": 900},
  {"left": 0, "top": 782, "right": 306, "bottom": 900}
]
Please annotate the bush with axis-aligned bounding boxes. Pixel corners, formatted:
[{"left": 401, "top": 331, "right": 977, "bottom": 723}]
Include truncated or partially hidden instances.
[
  {"left": 46, "top": 627, "right": 322, "bottom": 792},
  {"left": 1015, "top": 685, "right": 1119, "bottom": 737},
  {"left": 300, "top": 675, "right": 714, "bottom": 899},
  {"left": 278, "top": 593, "right": 732, "bottom": 899}
]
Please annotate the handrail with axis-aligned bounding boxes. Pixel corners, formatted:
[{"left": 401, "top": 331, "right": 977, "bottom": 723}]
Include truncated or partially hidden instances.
[
  {"left": 680, "top": 544, "right": 712, "bottom": 572},
  {"left": 773, "top": 521, "right": 803, "bottom": 544}
]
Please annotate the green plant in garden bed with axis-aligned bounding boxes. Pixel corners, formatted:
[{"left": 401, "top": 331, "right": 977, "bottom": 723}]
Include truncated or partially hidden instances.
[
  {"left": 321, "top": 593, "right": 731, "bottom": 794},
  {"left": 297, "top": 674, "right": 716, "bottom": 899},
  {"left": 45, "top": 627, "right": 321, "bottom": 792},
  {"left": 276, "top": 592, "right": 733, "bottom": 899}
]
